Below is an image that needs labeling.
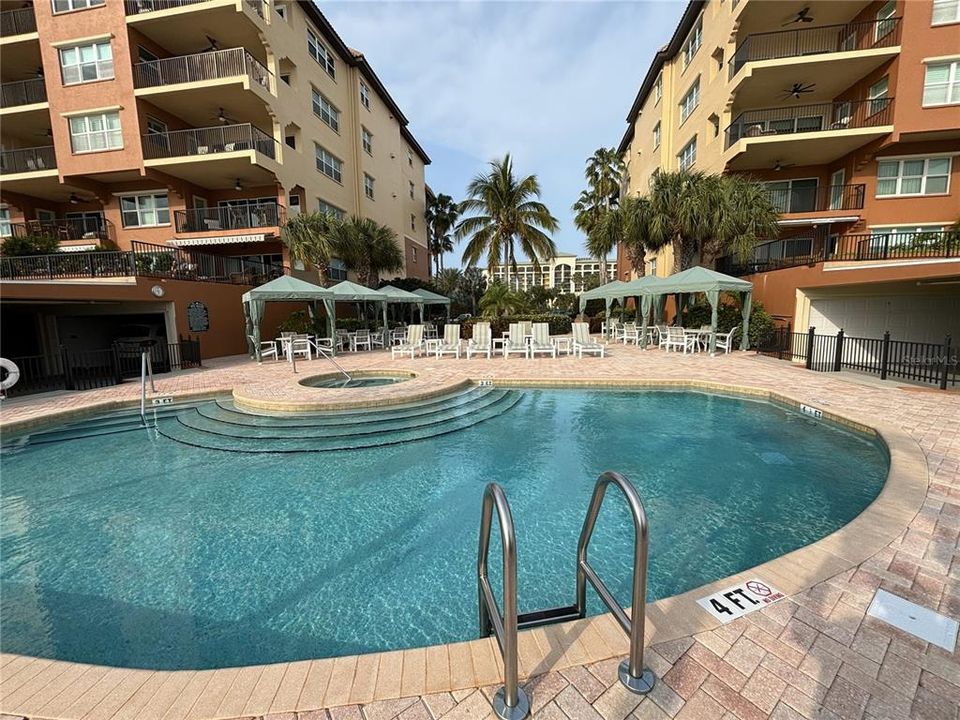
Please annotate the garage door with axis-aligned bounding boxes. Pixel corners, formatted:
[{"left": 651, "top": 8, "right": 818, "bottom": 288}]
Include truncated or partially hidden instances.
[{"left": 808, "top": 294, "right": 960, "bottom": 344}]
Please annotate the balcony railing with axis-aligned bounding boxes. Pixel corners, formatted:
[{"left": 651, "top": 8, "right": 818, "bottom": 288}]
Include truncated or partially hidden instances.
[
  {"left": 725, "top": 99, "right": 893, "bottom": 149},
  {"left": 730, "top": 17, "right": 902, "bottom": 78},
  {"left": 0, "top": 146, "right": 57, "bottom": 174},
  {"left": 0, "top": 7, "right": 37, "bottom": 36},
  {"left": 133, "top": 48, "right": 271, "bottom": 90},
  {"left": 766, "top": 184, "right": 865, "bottom": 214},
  {"left": 717, "top": 230, "right": 959, "bottom": 275},
  {"left": 142, "top": 123, "right": 277, "bottom": 161},
  {"left": 124, "top": 0, "right": 264, "bottom": 17},
  {"left": 0, "top": 79, "right": 47, "bottom": 108},
  {"left": 174, "top": 202, "right": 284, "bottom": 233},
  {"left": 8, "top": 218, "right": 116, "bottom": 244}
]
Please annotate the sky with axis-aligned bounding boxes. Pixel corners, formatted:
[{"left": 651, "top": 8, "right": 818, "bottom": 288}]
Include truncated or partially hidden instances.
[{"left": 322, "top": 0, "right": 687, "bottom": 268}]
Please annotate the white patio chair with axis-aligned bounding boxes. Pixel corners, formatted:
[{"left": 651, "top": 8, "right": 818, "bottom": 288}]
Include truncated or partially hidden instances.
[
  {"left": 467, "top": 322, "right": 492, "bottom": 359},
  {"left": 620, "top": 322, "right": 640, "bottom": 345},
  {"left": 352, "top": 329, "right": 372, "bottom": 352},
  {"left": 390, "top": 328, "right": 407, "bottom": 346},
  {"left": 423, "top": 323, "right": 438, "bottom": 340},
  {"left": 662, "top": 327, "right": 695, "bottom": 354},
  {"left": 335, "top": 329, "right": 350, "bottom": 351},
  {"left": 392, "top": 324, "right": 424, "bottom": 359},
  {"left": 572, "top": 322, "right": 604, "bottom": 358},
  {"left": 714, "top": 325, "right": 740, "bottom": 355},
  {"left": 529, "top": 322, "right": 556, "bottom": 358},
  {"left": 249, "top": 336, "right": 279, "bottom": 363},
  {"left": 502, "top": 322, "right": 529, "bottom": 359},
  {"left": 370, "top": 330, "right": 386, "bottom": 350},
  {"left": 436, "top": 324, "right": 461, "bottom": 359},
  {"left": 656, "top": 325, "right": 671, "bottom": 349},
  {"left": 290, "top": 333, "right": 312, "bottom": 360}
]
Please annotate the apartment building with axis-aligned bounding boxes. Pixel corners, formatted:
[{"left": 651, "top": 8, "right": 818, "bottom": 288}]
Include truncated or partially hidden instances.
[
  {"left": 616, "top": 0, "right": 959, "bottom": 345},
  {"left": 0, "top": 0, "right": 430, "bottom": 360},
  {"left": 485, "top": 253, "right": 618, "bottom": 293}
]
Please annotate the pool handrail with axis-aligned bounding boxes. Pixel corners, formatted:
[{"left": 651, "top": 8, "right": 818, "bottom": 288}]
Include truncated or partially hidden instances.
[
  {"left": 576, "top": 471, "right": 657, "bottom": 694},
  {"left": 477, "top": 482, "right": 529, "bottom": 720}
]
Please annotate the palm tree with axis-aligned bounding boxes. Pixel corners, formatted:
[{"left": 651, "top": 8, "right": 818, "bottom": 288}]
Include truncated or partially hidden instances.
[
  {"left": 602, "top": 194, "right": 651, "bottom": 276},
  {"left": 479, "top": 282, "right": 526, "bottom": 317},
  {"left": 457, "top": 267, "right": 487, "bottom": 314},
  {"left": 575, "top": 148, "right": 624, "bottom": 282},
  {"left": 335, "top": 216, "right": 404, "bottom": 287},
  {"left": 434, "top": 267, "right": 462, "bottom": 297},
  {"left": 424, "top": 193, "right": 459, "bottom": 275},
  {"left": 281, "top": 211, "right": 340, "bottom": 286},
  {"left": 457, "top": 154, "right": 559, "bottom": 290}
]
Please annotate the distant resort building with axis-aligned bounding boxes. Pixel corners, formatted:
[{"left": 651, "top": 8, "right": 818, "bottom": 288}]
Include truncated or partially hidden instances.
[{"left": 484, "top": 253, "right": 618, "bottom": 293}]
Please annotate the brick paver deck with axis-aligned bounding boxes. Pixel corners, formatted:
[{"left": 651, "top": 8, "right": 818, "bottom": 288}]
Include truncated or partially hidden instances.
[{"left": 1, "top": 345, "right": 957, "bottom": 720}]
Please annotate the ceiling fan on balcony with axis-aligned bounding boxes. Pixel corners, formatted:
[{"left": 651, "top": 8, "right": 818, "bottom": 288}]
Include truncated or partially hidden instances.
[
  {"left": 783, "top": 82, "right": 816, "bottom": 100},
  {"left": 212, "top": 107, "right": 239, "bottom": 125},
  {"left": 783, "top": 7, "right": 815, "bottom": 26},
  {"left": 773, "top": 160, "right": 796, "bottom": 171},
  {"left": 202, "top": 35, "right": 220, "bottom": 53}
]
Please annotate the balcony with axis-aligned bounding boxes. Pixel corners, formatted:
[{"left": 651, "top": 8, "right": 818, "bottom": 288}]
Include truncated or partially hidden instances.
[
  {"left": 729, "top": 18, "right": 901, "bottom": 107},
  {"left": 766, "top": 184, "right": 865, "bottom": 215},
  {"left": 173, "top": 203, "right": 284, "bottom": 241},
  {"left": 125, "top": 0, "right": 264, "bottom": 18},
  {"left": 0, "top": 7, "right": 37, "bottom": 39},
  {"left": 0, "top": 146, "right": 57, "bottom": 175},
  {"left": 725, "top": 99, "right": 893, "bottom": 170},
  {"left": 133, "top": 48, "right": 272, "bottom": 127},
  {"left": 142, "top": 123, "right": 278, "bottom": 188},
  {"left": 124, "top": 1, "right": 266, "bottom": 57},
  {"left": 8, "top": 218, "right": 116, "bottom": 245},
  {"left": 0, "top": 78, "right": 47, "bottom": 108}
]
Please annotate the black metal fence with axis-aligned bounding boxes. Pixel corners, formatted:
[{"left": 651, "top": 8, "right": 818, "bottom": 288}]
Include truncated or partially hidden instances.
[
  {"left": 3, "top": 337, "right": 201, "bottom": 398},
  {"left": 726, "top": 99, "right": 893, "bottom": 148},
  {"left": 142, "top": 123, "right": 277, "bottom": 161},
  {"left": 758, "top": 325, "right": 956, "bottom": 389},
  {"left": 0, "top": 78, "right": 47, "bottom": 108},
  {"left": 173, "top": 203, "right": 284, "bottom": 233},
  {"left": 0, "top": 7, "right": 36, "bottom": 36},
  {"left": 0, "top": 146, "right": 56, "bottom": 174}
]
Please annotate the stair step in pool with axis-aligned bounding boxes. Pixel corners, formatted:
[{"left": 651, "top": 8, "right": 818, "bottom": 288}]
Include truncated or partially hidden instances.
[{"left": 157, "top": 391, "right": 522, "bottom": 453}]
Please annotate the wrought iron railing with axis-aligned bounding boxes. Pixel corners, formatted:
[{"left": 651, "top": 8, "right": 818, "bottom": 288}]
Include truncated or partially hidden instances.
[
  {"left": 7, "top": 218, "right": 116, "bottom": 244},
  {"left": 765, "top": 184, "right": 865, "bottom": 214},
  {"left": 730, "top": 17, "right": 902, "bottom": 78},
  {"left": 0, "top": 7, "right": 36, "bottom": 36},
  {"left": 124, "top": 0, "right": 208, "bottom": 15},
  {"left": 0, "top": 146, "right": 57, "bottom": 174},
  {"left": 133, "top": 48, "right": 271, "bottom": 90},
  {"left": 142, "top": 123, "right": 277, "bottom": 160},
  {"left": 0, "top": 251, "right": 133, "bottom": 280},
  {"left": 174, "top": 203, "right": 284, "bottom": 233},
  {"left": 726, "top": 99, "right": 893, "bottom": 148},
  {"left": 0, "top": 78, "right": 47, "bottom": 108}
]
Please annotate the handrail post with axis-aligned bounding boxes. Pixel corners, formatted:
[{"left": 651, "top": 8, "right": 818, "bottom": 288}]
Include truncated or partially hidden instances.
[
  {"left": 576, "top": 471, "right": 656, "bottom": 694},
  {"left": 477, "top": 483, "right": 529, "bottom": 720}
]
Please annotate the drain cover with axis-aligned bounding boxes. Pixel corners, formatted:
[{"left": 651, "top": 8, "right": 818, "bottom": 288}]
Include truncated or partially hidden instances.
[{"left": 867, "top": 589, "right": 958, "bottom": 651}]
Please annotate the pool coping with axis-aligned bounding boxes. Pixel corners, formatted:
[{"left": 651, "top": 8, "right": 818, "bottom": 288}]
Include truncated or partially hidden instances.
[{"left": 0, "top": 378, "right": 928, "bottom": 720}]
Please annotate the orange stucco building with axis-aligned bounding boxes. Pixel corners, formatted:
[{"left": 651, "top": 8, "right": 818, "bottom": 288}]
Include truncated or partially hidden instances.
[
  {"left": 1, "top": 0, "right": 431, "bottom": 362},
  {"left": 616, "top": 0, "right": 959, "bottom": 344}
]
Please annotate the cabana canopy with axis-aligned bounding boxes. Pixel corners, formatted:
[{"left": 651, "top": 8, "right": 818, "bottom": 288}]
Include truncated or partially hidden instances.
[
  {"left": 242, "top": 275, "right": 335, "bottom": 358},
  {"left": 578, "top": 280, "right": 628, "bottom": 314},
  {"left": 380, "top": 284, "right": 426, "bottom": 323},
  {"left": 412, "top": 288, "right": 451, "bottom": 319},
  {"left": 328, "top": 280, "right": 390, "bottom": 332}
]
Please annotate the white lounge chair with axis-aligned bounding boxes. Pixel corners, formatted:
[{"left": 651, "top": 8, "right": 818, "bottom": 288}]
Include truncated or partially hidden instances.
[
  {"left": 502, "top": 322, "right": 529, "bottom": 359},
  {"left": 572, "top": 322, "right": 604, "bottom": 358},
  {"left": 249, "top": 335, "right": 279, "bottom": 363},
  {"left": 392, "top": 324, "right": 423, "bottom": 359},
  {"left": 661, "top": 327, "right": 695, "bottom": 354},
  {"left": 714, "top": 325, "right": 740, "bottom": 354},
  {"left": 436, "top": 323, "right": 461, "bottom": 359},
  {"left": 467, "top": 322, "right": 492, "bottom": 359},
  {"left": 529, "top": 322, "right": 556, "bottom": 358}
]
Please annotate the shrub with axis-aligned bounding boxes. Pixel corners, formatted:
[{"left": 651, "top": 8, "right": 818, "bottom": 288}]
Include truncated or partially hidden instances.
[
  {"left": 0, "top": 234, "right": 60, "bottom": 256},
  {"left": 461, "top": 314, "right": 573, "bottom": 339},
  {"left": 682, "top": 299, "right": 774, "bottom": 348}
]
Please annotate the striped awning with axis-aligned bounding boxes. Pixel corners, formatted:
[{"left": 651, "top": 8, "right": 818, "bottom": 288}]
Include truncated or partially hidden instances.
[
  {"left": 59, "top": 244, "right": 97, "bottom": 252},
  {"left": 169, "top": 233, "right": 267, "bottom": 247}
]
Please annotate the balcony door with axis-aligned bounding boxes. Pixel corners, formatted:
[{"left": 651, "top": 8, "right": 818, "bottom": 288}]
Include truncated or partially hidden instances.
[
  {"left": 766, "top": 178, "right": 818, "bottom": 213},
  {"left": 829, "top": 169, "right": 845, "bottom": 210}
]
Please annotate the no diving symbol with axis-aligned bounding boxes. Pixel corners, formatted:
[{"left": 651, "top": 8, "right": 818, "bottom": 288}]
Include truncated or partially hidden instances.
[{"left": 746, "top": 580, "right": 771, "bottom": 597}]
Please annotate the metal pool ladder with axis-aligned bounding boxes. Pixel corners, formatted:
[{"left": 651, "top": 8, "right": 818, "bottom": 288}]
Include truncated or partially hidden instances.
[{"left": 477, "top": 471, "right": 656, "bottom": 720}]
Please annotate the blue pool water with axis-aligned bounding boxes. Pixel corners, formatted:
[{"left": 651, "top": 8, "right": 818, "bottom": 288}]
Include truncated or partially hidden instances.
[{"left": 0, "top": 389, "right": 887, "bottom": 670}]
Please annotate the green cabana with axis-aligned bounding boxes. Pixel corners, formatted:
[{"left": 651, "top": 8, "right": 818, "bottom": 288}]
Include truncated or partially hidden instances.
[
  {"left": 412, "top": 288, "right": 451, "bottom": 320},
  {"left": 648, "top": 266, "right": 753, "bottom": 353},
  {"left": 617, "top": 275, "right": 670, "bottom": 348},
  {"left": 328, "top": 280, "right": 389, "bottom": 332},
  {"left": 242, "top": 275, "right": 335, "bottom": 360},
  {"left": 379, "top": 284, "right": 426, "bottom": 323},
  {"left": 578, "top": 280, "right": 629, "bottom": 322}
]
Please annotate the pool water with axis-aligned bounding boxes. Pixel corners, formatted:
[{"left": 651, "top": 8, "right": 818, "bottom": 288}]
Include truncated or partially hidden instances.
[
  {"left": 0, "top": 389, "right": 887, "bottom": 670},
  {"left": 305, "top": 375, "right": 407, "bottom": 388}
]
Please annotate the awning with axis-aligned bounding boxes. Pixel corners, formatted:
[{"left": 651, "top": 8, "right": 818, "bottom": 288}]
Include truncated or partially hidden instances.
[
  {"left": 412, "top": 288, "right": 451, "bottom": 305},
  {"left": 59, "top": 244, "right": 97, "bottom": 252},
  {"left": 170, "top": 233, "right": 267, "bottom": 247},
  {"left": 778, "top": 216, "right": 860, "bottom": 227}
]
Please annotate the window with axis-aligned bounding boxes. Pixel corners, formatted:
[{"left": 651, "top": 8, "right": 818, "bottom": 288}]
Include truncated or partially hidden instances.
[
  {"left": 869, "top": 225, "right": 946, "bottom": 250},
  {"left": 64, "top": 211, "right": 105, "bottom": 235},
  {"left": 867, "top": 76, "right": 889, "bottom": 116},
  {"left": 649, "top": 258, "right": 657, "bottom": 276},
  {"left": 307, "top": 29, "right": 335, "bottom": 78},
  {"left": 829, "top": 169, "right": 845, "bottom": 210},
  {"left": 317, "top": 199, "right": 345, "bottom": 221},
  {"left": 364, "top": 173, "right": 375, "bottom": 200},
  {"left": 59, "top": 41, "right": 113, "bottom": 84},
  {"left": 933, "top": 0, "right": 960, "bottom": 24},
  {"left": 146, "top": 117, "right": 167, "bottom": 135},
  {"left": 653, "top": 73, "right": 663, "bottom": 104},
  {"left": 327, "top": 257, "right": 348, "bottom": 281},
  {"left": 312, "top": 89, "right": 340, "bottom": 132},
  {"left": 678, "top": 136, "right": 697, "bottom": 170},
  {"left": 876, "top": 156, "right": 951, "bottom": 196},
  {"left": 314, "top": 144, "right": 342, "bottom": 182},
  {"left": 410, "top": 213, "right": 416, "bottom": 231},
  {"left": 764, "top": 178, "right": 818, "bottom": 213},
  {"left": 0, "top": 206, "right": 10, "bottom": 237},
  {"left": 409, "top": 180, "right": 415, "bottom": 199},
  {"left": 679, "top": 78, "right": 700, "bottom": 123},
  {"left": 138, "top": 46, "right": 159, "bottom": 64},
  {"left": 876, "top": 0, "right": 897, "bottom": 39},
  {"left": 412, "top": 246, "right": 418, "bottom": 263},
  {"left": 120, "top": 193, "right": 169, "bottom": 227},
  {"left": 360, "top": 81, "right": 370, "bottom": 110},
  {"left": 681, "top": 16, "right": 702, "bottom": 69},
  {"left": 52, "top": 0, "right": 104, "bottom": 12},
  {"left": 923, "top": 61, "right": 960, "bottom": 106},
  {"left": 652, "top": 121, "right": 661, "bottom": 149},
  {"left": 361, "top": 126, "right": 373, "bottom": 154},
  {"left": 407, "top": 148, "right": 413, "bottom": 167},
  {"left": 69, "top": 111, "right": 122, "bottom": 153}
]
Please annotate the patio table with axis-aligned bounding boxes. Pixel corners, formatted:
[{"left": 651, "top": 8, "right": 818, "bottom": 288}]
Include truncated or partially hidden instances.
[{"left": 553, "top": 337, "right": 573, "bottom": 356}]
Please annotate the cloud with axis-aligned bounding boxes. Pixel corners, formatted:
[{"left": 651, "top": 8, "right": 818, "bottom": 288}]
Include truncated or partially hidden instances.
[{"left": 321, "top": 0, "right": 684, "bottom": 258}]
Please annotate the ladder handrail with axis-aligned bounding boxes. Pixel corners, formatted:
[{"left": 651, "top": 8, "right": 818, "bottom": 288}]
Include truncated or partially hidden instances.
[
  {"left": 477, "top": 483, "right": 529, "bottom": 720},
  {"left": 576, "top": 471, "right": 656, "bottom": 694},
  {"left": 312, "top": 341, "right": 351, "bottom": 382}
]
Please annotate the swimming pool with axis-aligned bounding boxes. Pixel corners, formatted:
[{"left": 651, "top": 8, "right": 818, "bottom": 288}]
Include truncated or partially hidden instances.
[{"left": 0, "top": 388, "right": 887, "bottom": 670}]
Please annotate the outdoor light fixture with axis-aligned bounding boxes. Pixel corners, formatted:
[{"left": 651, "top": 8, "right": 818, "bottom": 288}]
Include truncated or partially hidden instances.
[
  {"left": 69, "top": 193, "right": 81, "bottom": 205},
  {"left": 234, "top": 179, "right": 242, "bottom": 191}
]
